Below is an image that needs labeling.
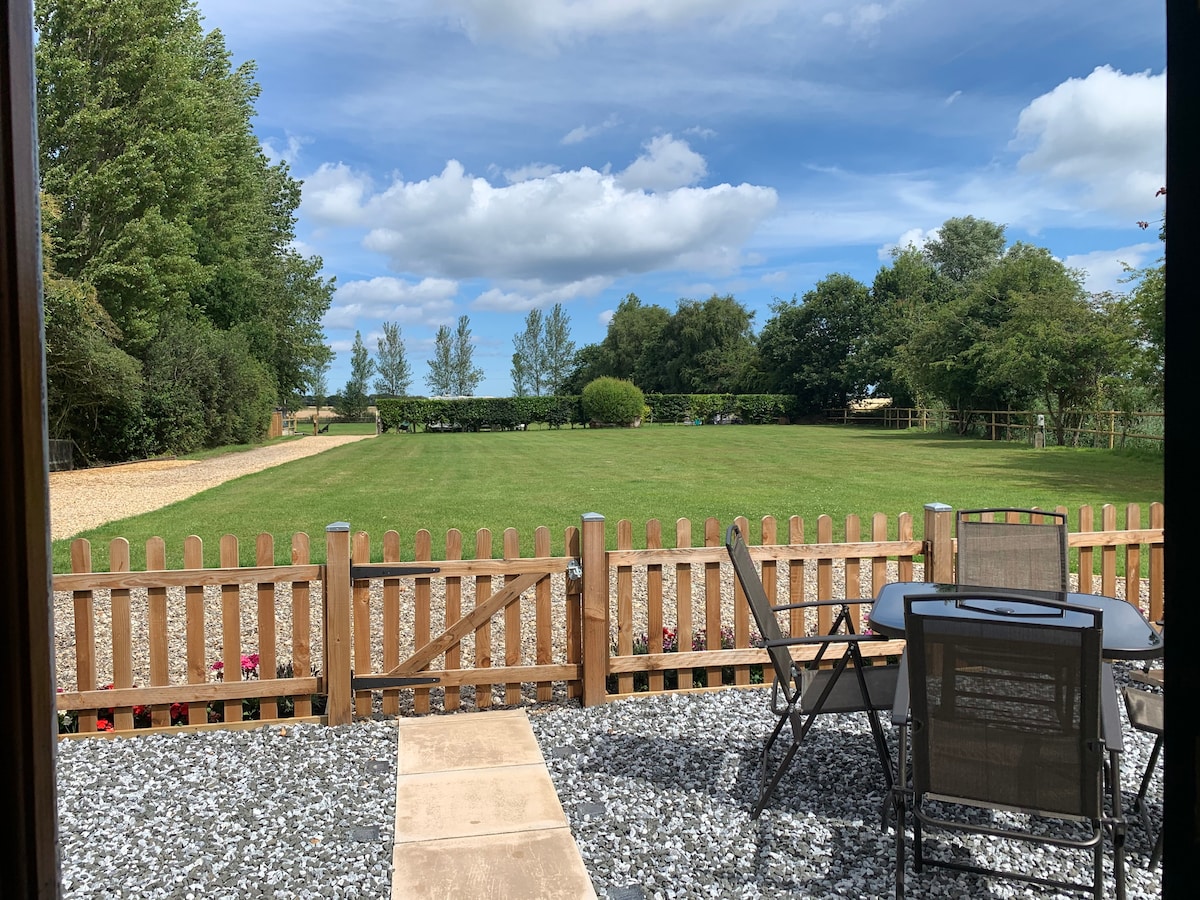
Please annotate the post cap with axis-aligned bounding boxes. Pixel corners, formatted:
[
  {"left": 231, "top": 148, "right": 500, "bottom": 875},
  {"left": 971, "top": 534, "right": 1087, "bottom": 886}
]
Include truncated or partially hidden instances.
[
  {"left": 923, "top": 502, "right": 952, "bottom": 512},
  {"left": 326, "top": 522, "right": 351, "bottom": 532},
  {"left": 581, "top": 512, "right": 605, "bottom": 522}
]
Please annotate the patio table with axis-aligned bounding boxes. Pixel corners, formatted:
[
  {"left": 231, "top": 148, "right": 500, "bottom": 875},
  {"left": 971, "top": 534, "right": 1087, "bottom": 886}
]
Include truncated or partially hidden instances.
[{"left": 868, "top": 582, "right": 1164, "bottom": 661}]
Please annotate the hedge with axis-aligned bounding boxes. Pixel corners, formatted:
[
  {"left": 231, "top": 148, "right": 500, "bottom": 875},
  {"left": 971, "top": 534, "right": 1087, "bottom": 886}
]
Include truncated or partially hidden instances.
[
  {"left": 376, "top": 394, "right": 797, "bottom": 431},
  {"left": 375, "top": 396, "right": 585, "bottom": 432}
]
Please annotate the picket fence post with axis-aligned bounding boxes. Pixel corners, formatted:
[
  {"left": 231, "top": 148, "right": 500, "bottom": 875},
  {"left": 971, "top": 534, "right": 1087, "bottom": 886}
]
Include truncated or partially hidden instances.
[
  {"left": 923, "top": 502, "right": 954, "bottom": 583},
  {"left": 580, "top": 512, "right": 608, "bottom": 707},
  {"left": 324, "top": 522, "right": 352, "bottom": 726}
]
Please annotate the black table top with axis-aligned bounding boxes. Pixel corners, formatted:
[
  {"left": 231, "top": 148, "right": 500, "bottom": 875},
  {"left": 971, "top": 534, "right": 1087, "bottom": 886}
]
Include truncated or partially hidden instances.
[{"left": 868, "top": 582, "right": 1164, "bottom": 661}]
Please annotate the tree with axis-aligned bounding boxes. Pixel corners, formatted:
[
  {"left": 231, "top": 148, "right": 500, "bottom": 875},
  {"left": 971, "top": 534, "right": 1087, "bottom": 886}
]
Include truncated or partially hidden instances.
[
  {"left": 450, "top": 315, "right": 484, "bottom": 396},
  {"left": 542, "top": 303, "right": 576, "bottom": 395},
  {"left": 373, "top": 321, "right": 412, "bottom": 396},
  {"left": 653, "top": 294, "right": 758, "bottom": 393},
  {"left": 923, "top": 215, "right": 1007, "bottom": 283},
  {"left": 336, "top": 331, "right": 374, "bottom": 419},
  {"left": 757, "top": 276, "right": 877, "bottom": 413},
  {"left": 34, "top": 0, "right": 334, "bottom": 457},
  {"left": 511, "top": 308, "right": 545, "bottom": 396},
  {"left": 304, "top": 344, "right": 334, "bottom": 420},
  {"left": 426, "top": 325, "right": 454, "bottom": 396},
  {"left": 599, "top": 294, "right": 670, "bottom": 387}
]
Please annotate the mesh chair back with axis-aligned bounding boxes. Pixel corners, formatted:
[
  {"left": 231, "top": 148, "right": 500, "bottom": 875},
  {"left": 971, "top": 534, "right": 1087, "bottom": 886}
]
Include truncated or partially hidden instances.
[
  {"left": 956, "top": 508, "right": 1069, "bottom": 591},
  {"left": 904, "top": 594, "right": 1103, "bottom": 820},
  {"left": 726, "top": 524, "right": 794, "bottom": 690}
]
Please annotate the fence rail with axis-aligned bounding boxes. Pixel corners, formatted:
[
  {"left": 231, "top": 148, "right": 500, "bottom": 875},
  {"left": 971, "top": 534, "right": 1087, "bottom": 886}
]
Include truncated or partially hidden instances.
[{"left": 51, "top": 502, "right": 1164, "bottom": 736}]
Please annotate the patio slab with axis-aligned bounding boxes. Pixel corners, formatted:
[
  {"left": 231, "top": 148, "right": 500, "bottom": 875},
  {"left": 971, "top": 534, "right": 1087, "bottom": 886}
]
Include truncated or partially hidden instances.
[{"left": 392, "top": 708, "right": 596, "bottom": 900}]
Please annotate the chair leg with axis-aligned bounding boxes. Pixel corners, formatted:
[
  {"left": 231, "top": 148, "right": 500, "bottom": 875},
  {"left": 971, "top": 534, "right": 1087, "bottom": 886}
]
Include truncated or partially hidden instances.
[{"left": 1134, "top": 734, "right": 1163, "bottom": 867}]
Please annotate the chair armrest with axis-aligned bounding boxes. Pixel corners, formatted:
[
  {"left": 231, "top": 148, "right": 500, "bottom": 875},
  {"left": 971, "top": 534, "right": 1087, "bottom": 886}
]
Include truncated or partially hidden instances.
[
  {"left": 764, "top": 634, "right": 891, "bottom": 648},
  {"left": 1100, "top": 663, "right": 1123, "bottom": 753},
  {"left": 772, "top": 600, "right": 853, "bottom": 613},
  {"left": 891, "top": 651, "right": 910, "bottom": 727}
]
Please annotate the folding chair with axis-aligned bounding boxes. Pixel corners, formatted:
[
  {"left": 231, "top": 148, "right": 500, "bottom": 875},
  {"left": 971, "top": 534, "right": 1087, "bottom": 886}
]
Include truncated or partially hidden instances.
[
  {"left": 1122, "top": 657, "right": 1164, "bottom": 867},
  {"left": 725, "top": 523, "right": 898, "bottom": 819},
  {"left": 891, "top": 592, "right": 1126, "bottom": 899},
  {"left": 955, "top": 507, "right": 1069, "bottom": 591}
]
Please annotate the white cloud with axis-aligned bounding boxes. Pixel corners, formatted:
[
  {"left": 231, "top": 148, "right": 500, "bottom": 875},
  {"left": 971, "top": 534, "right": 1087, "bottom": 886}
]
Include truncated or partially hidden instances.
[
  {"left": 1013, "top": 65, "right": 1165, "bottom": 216},
  {"left": 324, "top": 276, "right": 458, "bottom": 328},
  {"left": 1061, "top": 242, "right": 1159, "bottom": 294},
  {"left": 307, "top": 155, "right": 776, "bottom": 292},
  {"left": 877, "top": 226, "right": 939, "bottom": 260},
  {"left": 261, "top": 133, "right": 309, "bottom": 165},
  {"left": 599, "top": 308, "right": 616, "bottom": 326},
  {"left": 562, "top": 115, "right": 620, "bottom": 145},
  {"left": 472, "top": 276, "right": 612, "bottom": 313},
  {"left": 301, "top": 162, "right": 373, "bottom": 225},
  {"left": 618, "top": 134, "right": 707, "bottom": 192}
]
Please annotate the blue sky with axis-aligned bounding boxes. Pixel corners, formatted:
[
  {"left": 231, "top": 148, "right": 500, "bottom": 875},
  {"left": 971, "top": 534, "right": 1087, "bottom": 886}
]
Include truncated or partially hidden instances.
[{"left": 194, "top": 0, "right": 1165, "bottom": 398}]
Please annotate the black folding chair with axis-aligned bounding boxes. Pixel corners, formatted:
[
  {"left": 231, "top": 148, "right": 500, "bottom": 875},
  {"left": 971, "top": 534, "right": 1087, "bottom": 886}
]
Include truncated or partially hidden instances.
[
  {"left": 725, "top": 523, "right": 898, "bottom": 819},
  {"left": 956, "top": 507, "right": 1069, "bottom": 591},
  {"left": 1122, "top": 666, "right": 1163, "bottom": 867},
  {"left": 891, "top": 592, "right": 1126, "bottom": 899}
]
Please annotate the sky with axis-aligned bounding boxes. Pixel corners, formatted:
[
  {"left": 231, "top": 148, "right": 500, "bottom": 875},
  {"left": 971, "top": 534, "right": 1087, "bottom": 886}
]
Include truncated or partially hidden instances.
[{"left": 193, "top": 0, "right": 1166, "bottom": 399}]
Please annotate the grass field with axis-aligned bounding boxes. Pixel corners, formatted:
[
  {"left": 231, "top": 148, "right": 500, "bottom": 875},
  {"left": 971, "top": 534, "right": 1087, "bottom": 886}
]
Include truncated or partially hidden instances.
[{"left": 52, "top": 425, "right": 1164, "bottom": 570}]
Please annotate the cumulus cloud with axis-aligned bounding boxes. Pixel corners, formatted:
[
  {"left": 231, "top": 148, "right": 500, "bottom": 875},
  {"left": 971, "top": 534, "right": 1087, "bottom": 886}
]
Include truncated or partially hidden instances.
[
  {"left": 618, "top": 134, "right": 708, "bottom": 192},
  {"left": 1061, "top": 242, "right": 1159, "bottom": 294},
  {"left": 877, "top": 226, "right": 939, "bottom": 260},
  {"left": 503, "top": 162, "right": 562, "bottom": 183},
  {"left": 1013, "top": 65, "right": 1165, "bottom": 216},
  {"left": 300, "top": 153, "right": 777, "bottom": 297},
  {"left": 324, "top": 276, "right": 458, "bottom": 328},
  {"left": 301, "top": 162, "right": 374, "bottom": 225}
]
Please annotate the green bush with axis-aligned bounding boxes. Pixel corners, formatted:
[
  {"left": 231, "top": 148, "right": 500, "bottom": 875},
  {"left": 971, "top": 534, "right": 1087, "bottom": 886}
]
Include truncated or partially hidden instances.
[{"left": 581, "top": 377, "right": 645, "bottom": 425}]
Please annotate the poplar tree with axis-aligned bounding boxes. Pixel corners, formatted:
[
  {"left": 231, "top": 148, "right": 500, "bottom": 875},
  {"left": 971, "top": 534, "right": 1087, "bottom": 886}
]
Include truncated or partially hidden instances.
[{"left": 373, "top": 322, "right": 412, "bottom": 396}]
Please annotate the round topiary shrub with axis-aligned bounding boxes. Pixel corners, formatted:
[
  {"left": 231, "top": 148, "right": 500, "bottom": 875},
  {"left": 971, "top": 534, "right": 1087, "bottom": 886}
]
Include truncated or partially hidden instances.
[{"left": 581, "top": 377, "right": 645, "bottom": 426}]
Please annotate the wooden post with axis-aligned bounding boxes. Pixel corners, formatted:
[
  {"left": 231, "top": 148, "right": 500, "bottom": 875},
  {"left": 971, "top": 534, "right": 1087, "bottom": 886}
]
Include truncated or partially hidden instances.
[
  {"left": 923, "top": 502, "right": 954, "bottom": 584},
  {"left": 324, "top": 523, "right": 352, "bottom": 725},
  {"left": 580, "top": 512, "right": 608, "bottom": 707}
]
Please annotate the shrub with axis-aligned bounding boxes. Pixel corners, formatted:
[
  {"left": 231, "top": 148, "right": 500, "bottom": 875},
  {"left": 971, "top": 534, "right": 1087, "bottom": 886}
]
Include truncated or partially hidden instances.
[{"left": 581, "top": 377, "right": 645, "bottom": 425}]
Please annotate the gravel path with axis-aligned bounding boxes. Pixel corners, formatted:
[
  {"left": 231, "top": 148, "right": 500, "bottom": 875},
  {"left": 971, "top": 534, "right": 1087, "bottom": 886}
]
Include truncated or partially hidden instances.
[{"left": 49, "top": 435, "right": 374, "bottom": 540}]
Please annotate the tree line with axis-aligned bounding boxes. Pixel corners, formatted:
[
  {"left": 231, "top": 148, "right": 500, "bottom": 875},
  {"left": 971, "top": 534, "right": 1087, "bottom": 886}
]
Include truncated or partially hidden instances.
[{"left": 562, "top": 215, "right": 1164, "bottom": 444}]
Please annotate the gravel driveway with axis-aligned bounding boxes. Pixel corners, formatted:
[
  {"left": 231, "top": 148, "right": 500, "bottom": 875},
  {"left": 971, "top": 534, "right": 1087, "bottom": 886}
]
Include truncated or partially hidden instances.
[{"left": 49, "top": 434, "right": 374, "bottom": 541}]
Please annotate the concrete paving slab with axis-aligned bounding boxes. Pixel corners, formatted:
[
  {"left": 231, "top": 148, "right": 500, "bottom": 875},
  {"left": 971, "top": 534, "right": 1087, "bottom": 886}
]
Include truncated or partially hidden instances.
[
  {"left": 397, "top": 708, "right": 545, "bottom": 773},
  {"left": 391, "top": 827, "right": 596, "bottom": 900},
  {"left": 392, "top": 708, "right": 597, "bottom": 900}
]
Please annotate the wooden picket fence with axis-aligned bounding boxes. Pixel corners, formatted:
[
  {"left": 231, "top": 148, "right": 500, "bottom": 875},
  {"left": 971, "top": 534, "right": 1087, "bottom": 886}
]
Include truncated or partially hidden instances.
[{"left": 51, "top": 502, "right": 1165, "bottom": 736}]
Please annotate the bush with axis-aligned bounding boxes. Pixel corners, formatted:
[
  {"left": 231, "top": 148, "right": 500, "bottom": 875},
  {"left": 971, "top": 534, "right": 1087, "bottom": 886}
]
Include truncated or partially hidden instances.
[{"left": 581, "top": 377, "right": 645, "bottom": 425}]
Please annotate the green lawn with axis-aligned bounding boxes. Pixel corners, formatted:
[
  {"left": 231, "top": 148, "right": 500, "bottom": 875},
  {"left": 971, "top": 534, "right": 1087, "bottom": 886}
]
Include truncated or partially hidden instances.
[{"left": 52, "top": 425, "right": 1164, "bottom": 571}]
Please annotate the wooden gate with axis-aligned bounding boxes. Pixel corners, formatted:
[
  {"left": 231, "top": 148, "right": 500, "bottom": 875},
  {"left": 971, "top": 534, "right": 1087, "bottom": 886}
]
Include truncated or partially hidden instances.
[{"left": 342, "top": 526, "right": 584, "bottom": 718}]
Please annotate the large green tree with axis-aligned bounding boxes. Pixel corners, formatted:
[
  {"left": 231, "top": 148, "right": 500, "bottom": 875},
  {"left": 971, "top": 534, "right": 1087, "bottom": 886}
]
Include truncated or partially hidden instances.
[
  {"left": 652, "top": 294, "right": 758, "bottom": 393},
  {"left": 35, "top": 0, "right": 334, "bottom": 457},
  {"left": 758, "top": 275, "right": 877, "bottom": 413}
]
